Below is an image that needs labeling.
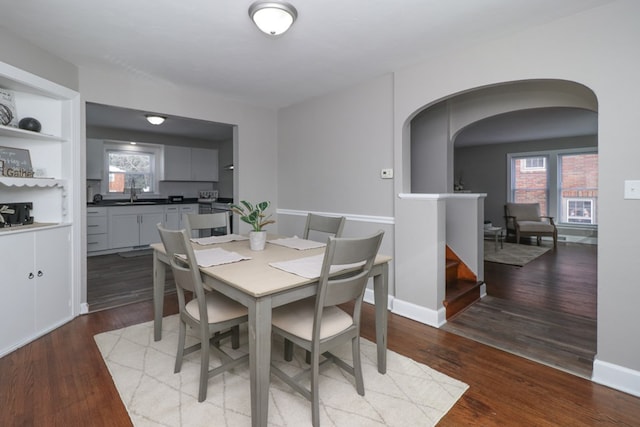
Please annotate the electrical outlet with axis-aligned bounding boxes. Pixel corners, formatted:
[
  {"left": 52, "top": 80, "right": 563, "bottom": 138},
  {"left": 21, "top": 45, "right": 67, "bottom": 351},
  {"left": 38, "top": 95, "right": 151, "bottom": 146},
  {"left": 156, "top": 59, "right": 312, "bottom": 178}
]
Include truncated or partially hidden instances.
[{"left": 380, "top": 168, "right": 393, "bottom": 179}]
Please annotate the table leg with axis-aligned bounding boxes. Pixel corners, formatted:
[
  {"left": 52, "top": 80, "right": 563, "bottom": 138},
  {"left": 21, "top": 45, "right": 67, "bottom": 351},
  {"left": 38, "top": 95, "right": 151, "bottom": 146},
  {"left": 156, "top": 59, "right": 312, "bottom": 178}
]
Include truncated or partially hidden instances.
[
  {"left": 249, "top": 297, "right": 272, "bottom": 427},
  {"left": 494, "top": 231, "right": 499, "bottom": 251},
  {"left": 373, "top": 262, "right": 389, "bottom": 374},
  {"left": 153, "top": 250, "right": 166, "bottom": 341}
]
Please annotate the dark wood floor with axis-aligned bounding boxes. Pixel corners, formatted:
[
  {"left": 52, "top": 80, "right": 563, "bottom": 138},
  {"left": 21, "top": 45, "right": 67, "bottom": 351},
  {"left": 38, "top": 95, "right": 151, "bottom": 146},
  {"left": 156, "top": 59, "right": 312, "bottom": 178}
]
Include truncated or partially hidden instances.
[
  {"left": 4, "top": 242, "right": 639, "bottom": 426},
  {"left": 443, "top": 241, "right": 597, "bottom": 378},
  {"left": 87, "top": 252, "right": 174, "bottom": 311}
]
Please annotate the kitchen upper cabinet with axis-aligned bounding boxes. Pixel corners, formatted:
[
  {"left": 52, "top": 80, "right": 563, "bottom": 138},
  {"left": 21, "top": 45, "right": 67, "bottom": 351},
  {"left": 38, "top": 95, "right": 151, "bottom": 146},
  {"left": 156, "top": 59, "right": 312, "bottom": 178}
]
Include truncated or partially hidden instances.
[
  {"left": 0, "top": 226, "right": 72, "bottom": 357},
  {"left": 163, "top": 145, "right": 218, "bottom": 181},
  {"left": 86, "top": 138, "right": 104, "bottom": 180},
  {"left": 191, "top": 147, "right": 218, "bottom": 181},
  {"left": 108, "top": 205, "right": 164, "bottom": 249},
  {"left": 163, "top": 145, "right": 191, "bottom": 181}
]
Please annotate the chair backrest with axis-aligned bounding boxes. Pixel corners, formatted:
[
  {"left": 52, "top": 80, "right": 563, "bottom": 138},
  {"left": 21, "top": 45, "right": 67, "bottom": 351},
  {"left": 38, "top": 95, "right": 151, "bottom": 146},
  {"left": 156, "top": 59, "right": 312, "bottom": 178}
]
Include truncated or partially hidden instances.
[
  {"left": 506, "top": 203, "right": 541, "bottom": 220},
  {"left": 184, "top": 212, "right": 230, "bottom": 237},
  {"left": 313, "top": 230, "right": 384, "bottom": 337},
  {"left": 156, "top": 224, "right": 207, "bottom": 315},
  {"left": 303, "top": 213, "right": 346, "bottom": 241}
]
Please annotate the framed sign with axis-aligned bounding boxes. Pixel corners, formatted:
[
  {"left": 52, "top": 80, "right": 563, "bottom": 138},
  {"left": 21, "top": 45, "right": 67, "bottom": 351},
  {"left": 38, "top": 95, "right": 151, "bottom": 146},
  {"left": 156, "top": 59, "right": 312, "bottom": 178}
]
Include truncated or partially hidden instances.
[{"left": 0, "top": 146, "right": 34, "bottom": 178}]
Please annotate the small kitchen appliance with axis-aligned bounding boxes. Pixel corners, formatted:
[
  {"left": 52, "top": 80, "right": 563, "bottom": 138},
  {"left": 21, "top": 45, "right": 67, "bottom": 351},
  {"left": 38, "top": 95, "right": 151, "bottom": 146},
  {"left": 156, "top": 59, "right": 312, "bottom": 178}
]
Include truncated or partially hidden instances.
[{"left": 0, "top": 202, "right": 34, "bottom": 227}]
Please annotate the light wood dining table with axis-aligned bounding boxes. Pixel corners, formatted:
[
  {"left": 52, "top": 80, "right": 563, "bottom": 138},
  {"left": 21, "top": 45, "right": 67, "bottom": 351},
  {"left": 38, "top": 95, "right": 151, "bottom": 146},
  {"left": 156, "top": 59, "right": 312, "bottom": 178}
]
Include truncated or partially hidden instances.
[{"left": 151, "top": 235, "right": 391, "bottom": 427}]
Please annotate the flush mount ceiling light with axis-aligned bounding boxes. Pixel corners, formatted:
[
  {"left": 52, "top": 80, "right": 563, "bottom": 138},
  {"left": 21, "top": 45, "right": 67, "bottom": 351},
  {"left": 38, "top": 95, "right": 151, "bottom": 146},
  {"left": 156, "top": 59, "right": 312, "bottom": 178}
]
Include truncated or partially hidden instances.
[
  {"left": 145, "top": 114, "right": 166, "bottom": 125},
  {"left": 248, "top": 1, "right": 298, "bottom": 36}
]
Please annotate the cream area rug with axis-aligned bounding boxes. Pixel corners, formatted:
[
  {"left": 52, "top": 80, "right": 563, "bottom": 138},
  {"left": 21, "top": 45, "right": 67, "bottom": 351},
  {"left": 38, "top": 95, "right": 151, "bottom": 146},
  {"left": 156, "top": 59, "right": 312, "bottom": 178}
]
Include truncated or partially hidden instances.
[
  {"left": 484, "top": 241, "right": 551, "bottom": 266},
  {"left": 94, "top": 314, "right": 468, "bottom": 427}
]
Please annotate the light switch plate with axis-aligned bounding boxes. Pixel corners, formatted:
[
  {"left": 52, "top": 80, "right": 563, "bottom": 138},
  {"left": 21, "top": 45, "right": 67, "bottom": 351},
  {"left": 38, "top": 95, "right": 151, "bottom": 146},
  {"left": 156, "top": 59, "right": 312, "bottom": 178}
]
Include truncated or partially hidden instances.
[
  {"left": 624, "top": 180, "right": 640, "bottom": 199},
  {"left": 381, "top": 168, "right": 393, "bottom": 179}
]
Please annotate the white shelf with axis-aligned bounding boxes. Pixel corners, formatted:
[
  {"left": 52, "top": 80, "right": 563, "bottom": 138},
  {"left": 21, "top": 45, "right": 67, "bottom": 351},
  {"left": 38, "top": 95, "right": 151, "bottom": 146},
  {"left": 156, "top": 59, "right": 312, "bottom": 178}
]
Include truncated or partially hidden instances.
[
  {"left": 0, "top": 177, "right": 66, "bottom": 188},
  {"left": 0, "top": 124, "right": 65, "bottom": 142}
]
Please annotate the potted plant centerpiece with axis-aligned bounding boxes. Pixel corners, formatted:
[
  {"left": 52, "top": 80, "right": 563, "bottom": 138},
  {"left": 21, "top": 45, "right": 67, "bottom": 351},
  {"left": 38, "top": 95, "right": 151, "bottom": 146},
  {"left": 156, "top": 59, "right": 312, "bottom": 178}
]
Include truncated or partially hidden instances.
[{"left": 230, "top": 200, "right": 275, "bottom": 250}]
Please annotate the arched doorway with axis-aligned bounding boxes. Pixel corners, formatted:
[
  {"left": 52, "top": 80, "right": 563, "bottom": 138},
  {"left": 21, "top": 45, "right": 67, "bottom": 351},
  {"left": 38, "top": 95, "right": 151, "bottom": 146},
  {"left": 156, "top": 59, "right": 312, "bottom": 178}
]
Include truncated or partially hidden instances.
[{"left": 407, "top": 79, "right": 598, "bottom": 377}]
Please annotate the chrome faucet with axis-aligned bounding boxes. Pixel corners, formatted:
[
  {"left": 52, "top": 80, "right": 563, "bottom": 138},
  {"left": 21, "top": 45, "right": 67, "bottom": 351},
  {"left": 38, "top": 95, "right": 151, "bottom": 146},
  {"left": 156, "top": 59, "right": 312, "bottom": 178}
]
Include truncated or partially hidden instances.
[{"left": 129, "top": 182, "right": 137, "bottom": 203}]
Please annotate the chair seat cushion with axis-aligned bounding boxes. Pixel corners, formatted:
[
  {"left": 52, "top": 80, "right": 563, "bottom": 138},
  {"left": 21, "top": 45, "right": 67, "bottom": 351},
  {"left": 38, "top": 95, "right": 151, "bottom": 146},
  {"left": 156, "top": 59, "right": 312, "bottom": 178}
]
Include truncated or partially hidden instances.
[
  {"left": 517, "top": 221, "right": 555, "bottom": 232},
  {"left": 186, "top": 291, "right": 247, "bottom": 323},
  {"left": 272, "top": 297, "right": 353, "bottom": 341}
]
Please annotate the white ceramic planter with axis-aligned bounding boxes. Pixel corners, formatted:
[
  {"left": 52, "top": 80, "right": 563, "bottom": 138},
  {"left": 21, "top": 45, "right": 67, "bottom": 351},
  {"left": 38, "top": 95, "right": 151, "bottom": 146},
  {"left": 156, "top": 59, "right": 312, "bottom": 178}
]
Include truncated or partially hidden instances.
[{"left": 249, "top": 231, "right": 267, "bottom": 251}]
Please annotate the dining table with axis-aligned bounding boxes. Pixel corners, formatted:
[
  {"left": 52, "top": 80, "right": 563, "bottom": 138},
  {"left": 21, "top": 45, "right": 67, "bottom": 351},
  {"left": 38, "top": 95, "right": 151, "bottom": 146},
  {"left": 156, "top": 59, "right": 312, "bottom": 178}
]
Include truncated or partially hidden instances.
[{"left": 151, "top": 234, "right": 392, "bottom": 427}]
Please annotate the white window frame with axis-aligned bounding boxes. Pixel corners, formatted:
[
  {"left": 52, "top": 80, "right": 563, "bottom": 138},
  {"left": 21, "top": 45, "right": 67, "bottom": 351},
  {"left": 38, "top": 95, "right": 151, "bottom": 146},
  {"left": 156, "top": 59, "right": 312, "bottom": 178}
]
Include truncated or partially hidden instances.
[
  {"left": 566, "top": 198, "right": 595, "bottom": 224},
  {"left": 100, "top": 141, "right": 163, "bottom": 198},
  {"left": 507, "top": 147, "right": 598, "bottom": 229},
  {"left": 522, "top": 156, "right": 546, "bottom": 171}
]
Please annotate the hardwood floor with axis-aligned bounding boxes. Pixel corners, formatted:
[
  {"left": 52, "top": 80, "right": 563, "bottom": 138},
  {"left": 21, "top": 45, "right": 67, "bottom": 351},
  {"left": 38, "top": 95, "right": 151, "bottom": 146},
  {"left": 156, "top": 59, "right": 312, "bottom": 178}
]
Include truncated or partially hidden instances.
[
  {"left": 443, "top": 241, "right": 597, "bottom": 378},
  {"left": 4, "top": 242, "right": 638, "bottom": 426},
  {"left": 87, "top": 252, "right": 174, "bottom": 312}
]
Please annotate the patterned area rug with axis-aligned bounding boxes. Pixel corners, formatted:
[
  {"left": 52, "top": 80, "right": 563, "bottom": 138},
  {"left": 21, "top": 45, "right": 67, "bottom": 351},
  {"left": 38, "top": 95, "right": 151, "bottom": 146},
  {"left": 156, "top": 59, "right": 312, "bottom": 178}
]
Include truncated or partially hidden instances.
[
  {"left": 484, "top": 241, "right": 551, "bottom": 266},
  {"left": 95, "top": 315, "right": 468, "bottom": 427}
]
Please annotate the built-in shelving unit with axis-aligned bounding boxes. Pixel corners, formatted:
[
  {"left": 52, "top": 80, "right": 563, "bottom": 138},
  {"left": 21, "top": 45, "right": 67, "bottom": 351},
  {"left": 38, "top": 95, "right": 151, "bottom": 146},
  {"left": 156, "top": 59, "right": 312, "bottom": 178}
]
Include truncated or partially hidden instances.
[{"left": 0, "top": 61, "right": 81, "bottom": 357}]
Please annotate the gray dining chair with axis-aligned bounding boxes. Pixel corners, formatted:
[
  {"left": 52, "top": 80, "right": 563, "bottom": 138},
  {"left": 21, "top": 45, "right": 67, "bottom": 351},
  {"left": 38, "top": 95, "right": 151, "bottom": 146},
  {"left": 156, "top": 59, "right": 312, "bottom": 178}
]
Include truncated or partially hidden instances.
[
  {"left": 156, "top": 224, "right": 248, "bottom": 402},
  {"left": 270, "top": 230, "right": 384, "bottom": 427},
  {"left": 302, "top": 213, "right": 346, "bottom": 242},
  {"left": 184, "top": 211, "right": 230, "bottom": 238}
]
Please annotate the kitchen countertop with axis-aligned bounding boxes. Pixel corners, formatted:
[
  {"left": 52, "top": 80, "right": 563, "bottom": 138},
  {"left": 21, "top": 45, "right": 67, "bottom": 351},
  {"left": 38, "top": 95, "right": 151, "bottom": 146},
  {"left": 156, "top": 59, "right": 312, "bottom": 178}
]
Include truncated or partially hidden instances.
[{"left": 87, "top": 197, "right": 200, "bottom": 207}]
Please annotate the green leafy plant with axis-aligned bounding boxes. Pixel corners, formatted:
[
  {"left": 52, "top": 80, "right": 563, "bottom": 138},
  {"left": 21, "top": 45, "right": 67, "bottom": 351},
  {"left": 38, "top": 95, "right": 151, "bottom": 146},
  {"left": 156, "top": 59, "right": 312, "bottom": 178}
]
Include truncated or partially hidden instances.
[{"left": 230, "top": 200, "right": 275, "bottom": 232}]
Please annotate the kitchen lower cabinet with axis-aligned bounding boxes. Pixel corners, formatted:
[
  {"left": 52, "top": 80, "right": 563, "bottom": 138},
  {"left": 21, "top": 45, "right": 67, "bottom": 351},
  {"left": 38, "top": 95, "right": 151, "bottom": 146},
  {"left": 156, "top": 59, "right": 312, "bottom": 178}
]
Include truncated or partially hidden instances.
[
  {"left": 87, "top": 206, "right": 108, "bottom": 253},
  {"left": 0, "top": 226, "right": 72, "bottom": 357},
  {"left": 164, "top": 204, "right": 198, "bottom": 231},
  {"left": 108, "top": 206, "right": 164, "bottom": 249}
]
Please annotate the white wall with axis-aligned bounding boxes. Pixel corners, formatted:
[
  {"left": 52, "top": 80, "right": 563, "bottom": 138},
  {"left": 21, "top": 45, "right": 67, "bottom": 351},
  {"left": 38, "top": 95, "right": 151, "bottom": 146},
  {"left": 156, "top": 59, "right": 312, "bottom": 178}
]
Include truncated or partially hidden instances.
[
  {"left": 0, "top": 27, "right": 78, "bottom": 91},
  {"left": 411, "top": 102, "right": 449, "bottom": 193},
  {"left": 392, "top": 0, "right": 640, "bottom": 395},
  {"left": 277, "top": 74, "right": 394, "bottom": 216}
]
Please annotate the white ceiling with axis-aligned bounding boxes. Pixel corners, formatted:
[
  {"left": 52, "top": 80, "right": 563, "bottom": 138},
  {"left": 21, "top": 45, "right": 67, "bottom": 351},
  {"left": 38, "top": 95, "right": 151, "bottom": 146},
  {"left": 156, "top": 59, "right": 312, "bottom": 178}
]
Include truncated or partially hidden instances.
[{"left": 1, "top": 0, "right": 607, "bottom": 143}]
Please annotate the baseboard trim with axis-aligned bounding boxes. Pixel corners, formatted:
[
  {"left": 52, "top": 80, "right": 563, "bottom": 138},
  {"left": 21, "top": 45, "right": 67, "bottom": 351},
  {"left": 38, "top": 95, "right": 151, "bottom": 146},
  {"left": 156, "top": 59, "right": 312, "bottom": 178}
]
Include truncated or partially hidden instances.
[
  {"left": 592, "top": 358, "right": 640, "bottom": 398},
  {"left": 391, "top": 298, "right": 445, "bottom": 328},
  {"left": 80, "top": 302, "right": 90, "bottom": 314}
]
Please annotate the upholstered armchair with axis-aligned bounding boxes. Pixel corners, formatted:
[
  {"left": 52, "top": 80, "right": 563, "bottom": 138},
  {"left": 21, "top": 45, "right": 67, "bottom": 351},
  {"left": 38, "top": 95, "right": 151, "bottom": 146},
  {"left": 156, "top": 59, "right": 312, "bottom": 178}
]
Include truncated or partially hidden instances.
[{"left": 504, "top": 203, "right": 558, "bottom": 248}]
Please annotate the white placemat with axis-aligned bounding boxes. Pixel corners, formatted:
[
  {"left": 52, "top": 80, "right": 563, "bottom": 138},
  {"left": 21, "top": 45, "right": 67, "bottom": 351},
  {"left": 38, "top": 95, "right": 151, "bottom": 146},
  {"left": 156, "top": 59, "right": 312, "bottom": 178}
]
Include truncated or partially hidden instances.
[
  {"left": 179, "top": 247, "right": 251, "bottom": 267},
  {"left": 190, "top": 233, "right": 249, "bottom": 246},
  {"left": 269, "top": 254, "right": 365, "bottom": 279},
  {"left": 268, "top": 235, "right": 326, "bottom": 250}
]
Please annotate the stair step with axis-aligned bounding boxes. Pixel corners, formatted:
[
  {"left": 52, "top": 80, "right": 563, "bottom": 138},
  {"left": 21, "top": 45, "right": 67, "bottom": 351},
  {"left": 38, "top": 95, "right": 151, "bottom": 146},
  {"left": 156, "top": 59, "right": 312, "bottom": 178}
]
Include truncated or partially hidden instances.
[
  {"left": 446, "top": 259, "right": 459, "bottom": 285},
  {"left": 444, "top": 279, "right": 483, "bottom": 319}
]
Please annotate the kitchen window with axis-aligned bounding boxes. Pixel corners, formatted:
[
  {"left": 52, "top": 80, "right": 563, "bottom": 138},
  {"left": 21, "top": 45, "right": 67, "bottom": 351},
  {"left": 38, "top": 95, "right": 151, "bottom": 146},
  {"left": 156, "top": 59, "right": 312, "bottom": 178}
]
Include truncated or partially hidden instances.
[{"left": 103, "top": 141, "right": 162, "bottom": 195}]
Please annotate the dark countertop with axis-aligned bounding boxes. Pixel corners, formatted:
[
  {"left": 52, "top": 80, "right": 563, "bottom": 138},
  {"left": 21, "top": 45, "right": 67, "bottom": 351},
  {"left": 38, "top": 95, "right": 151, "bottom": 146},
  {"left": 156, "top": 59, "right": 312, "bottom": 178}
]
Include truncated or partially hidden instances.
[{"left": 87, "top": 197, "right": 200, "bottom": 207}]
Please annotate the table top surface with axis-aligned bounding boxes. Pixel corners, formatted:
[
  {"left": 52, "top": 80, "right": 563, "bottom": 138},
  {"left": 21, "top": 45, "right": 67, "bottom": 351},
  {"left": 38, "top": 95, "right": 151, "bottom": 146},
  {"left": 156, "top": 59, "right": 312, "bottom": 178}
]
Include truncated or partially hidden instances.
[
  {"left": 483, "top": 226, "right": 503, "bottom": 233},
  {"left": 151, "top": 235, "right": 391, "bottom": 298}
]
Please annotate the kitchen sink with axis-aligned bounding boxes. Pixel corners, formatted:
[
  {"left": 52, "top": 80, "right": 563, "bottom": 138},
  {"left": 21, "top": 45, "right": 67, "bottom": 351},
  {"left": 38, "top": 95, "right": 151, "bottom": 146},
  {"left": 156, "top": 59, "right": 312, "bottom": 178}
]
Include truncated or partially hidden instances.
[{"left": 114, "top": 201, "right": 158, "bottom": 205}]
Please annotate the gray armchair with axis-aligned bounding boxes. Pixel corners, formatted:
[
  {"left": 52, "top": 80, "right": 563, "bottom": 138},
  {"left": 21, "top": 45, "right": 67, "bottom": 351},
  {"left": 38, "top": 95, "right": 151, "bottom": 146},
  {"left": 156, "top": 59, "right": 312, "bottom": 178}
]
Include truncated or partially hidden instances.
[{"left": 505, "top": 202, "right": 558, "bottom": 248}]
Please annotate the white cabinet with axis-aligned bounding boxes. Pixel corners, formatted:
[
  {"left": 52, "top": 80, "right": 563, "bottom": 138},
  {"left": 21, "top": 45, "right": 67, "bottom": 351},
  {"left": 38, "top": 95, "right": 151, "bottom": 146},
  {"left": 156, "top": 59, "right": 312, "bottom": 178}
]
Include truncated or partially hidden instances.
[
  {"left": 87, "top": 206, "right": 108, "bottom": 253},
  {"left": 86, "top": 138, "right": 104, "bottom": 180},
  {"left": 191, "top": 147, "right": 219, "bottom": 181},
  {"left": 164, "top": 203, "right": 198, "bottom": 231},
  {"left": 0, "top": 226, "right": 72, "bottom": 357},
  {"left": 0, "top": 62, "right": 80, "bottom": 225},
  {"left": 163, "top": 145, "right": 218, "bottom": 181},
  {"left": 163, "top": 145, "right": 191, "bottom": 181},
  {"left": 108, "top": 205, "right": 164, "bottom": 249},
  {"left": 0, "top": 61, "right": 80, "bottom": 357}
]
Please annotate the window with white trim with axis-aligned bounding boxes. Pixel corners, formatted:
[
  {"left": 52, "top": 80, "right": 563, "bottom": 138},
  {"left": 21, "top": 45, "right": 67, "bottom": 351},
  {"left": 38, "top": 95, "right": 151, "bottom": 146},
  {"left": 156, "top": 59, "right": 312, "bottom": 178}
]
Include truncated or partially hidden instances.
[
  {"left": 508, "top": 149, "right": 598, "bottom": 226},
  {"left": 101, "top": 141, "right": 162, "bottom": 196}
]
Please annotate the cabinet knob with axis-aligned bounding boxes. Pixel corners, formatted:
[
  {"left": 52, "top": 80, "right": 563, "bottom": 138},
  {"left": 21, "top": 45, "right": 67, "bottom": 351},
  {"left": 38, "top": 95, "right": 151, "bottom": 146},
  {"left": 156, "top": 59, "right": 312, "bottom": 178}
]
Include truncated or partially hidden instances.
[
  {"left": 37, "top": 270, "right": 44, "bottom": 277},
  {"left": 28, "top": 272, "right": 34, "bottom": 279}
]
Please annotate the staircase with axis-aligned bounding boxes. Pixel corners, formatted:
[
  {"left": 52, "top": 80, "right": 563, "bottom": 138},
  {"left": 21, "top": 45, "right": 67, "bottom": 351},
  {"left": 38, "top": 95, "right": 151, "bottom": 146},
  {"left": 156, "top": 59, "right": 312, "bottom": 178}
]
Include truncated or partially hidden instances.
[{"left": 444, "top": 246, "right": 483, "bottom": 319}]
